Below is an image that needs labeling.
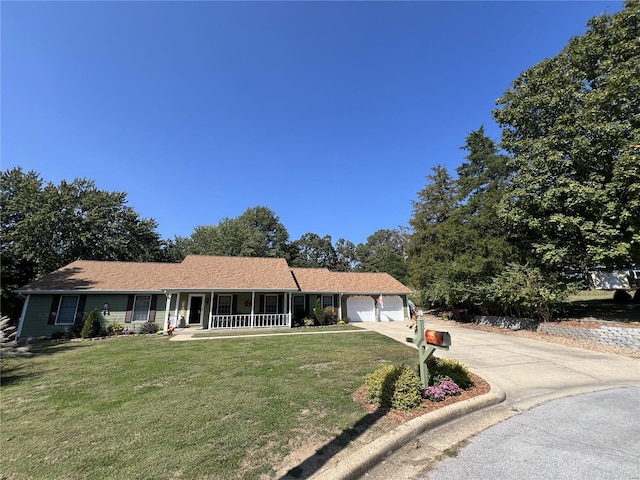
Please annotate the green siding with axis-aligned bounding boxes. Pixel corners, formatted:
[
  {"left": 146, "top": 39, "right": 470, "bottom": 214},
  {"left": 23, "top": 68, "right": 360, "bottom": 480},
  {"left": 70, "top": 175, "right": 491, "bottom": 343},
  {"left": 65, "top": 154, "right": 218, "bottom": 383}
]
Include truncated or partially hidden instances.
[{"left": 19, "top": 293, "right": 168, "bottom": 339}]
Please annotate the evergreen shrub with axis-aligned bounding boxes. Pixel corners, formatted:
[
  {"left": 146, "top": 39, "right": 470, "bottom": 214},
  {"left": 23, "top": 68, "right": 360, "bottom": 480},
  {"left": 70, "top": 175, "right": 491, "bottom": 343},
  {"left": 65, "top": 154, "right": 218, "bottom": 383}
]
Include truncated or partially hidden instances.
[
  {"left": 364, "top": 364, "right": 402, "bottom": 409},
  {"left": 81, "top": 309, "right": 102, "bottom": 338},
  {"left": 138, "top": 322, "right": 160, "bottom": 335},
  {"left": 391, "top": 366, "right": 423, "bottom": 411}
]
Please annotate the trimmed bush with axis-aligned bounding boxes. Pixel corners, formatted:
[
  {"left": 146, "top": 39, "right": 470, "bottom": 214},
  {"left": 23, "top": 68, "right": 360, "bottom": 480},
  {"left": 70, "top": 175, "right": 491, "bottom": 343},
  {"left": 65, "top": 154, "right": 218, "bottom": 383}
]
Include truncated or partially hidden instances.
[
  {"left": 433, "top": 358, "right": 474, "bottom": 390},
  {"left": 81, "top": 309, "right": 102, "bottom": 338},
  {"left": 364, "top": 364, "right": 402, "bottom": 409},
  {"left": 106, "top": 322, "right": 125, "bottom": 335},
  {"left": 138, "top": 322, "right": 160, "bottom": 335},
  {"left": 391, "top": 366, "right": 423, "bottom": 411},
  {"left": 613, "top": 289, "right": 632, "bottom": 304}
]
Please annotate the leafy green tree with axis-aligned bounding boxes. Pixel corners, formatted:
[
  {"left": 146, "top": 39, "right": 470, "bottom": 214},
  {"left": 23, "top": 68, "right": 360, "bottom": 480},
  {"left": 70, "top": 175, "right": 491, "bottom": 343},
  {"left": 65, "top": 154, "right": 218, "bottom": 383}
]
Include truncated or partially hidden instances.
[
  {"left": 334, "top": 238, "right": 357, "bottom": 272},
  {"left": 290, "top": 233, "right": 338, "bottom": 269},
  {"left": 493, "top": 0, "right": 640, "bottom": 274},
  {"left": 356, "top": 228, "right": 408, "bottom": 283},
  {"left": 178, "top": 206, "right": 290, "bottom": 259},
  {"left": 1, "top": 168, "right": 165, "bottom": 320}
]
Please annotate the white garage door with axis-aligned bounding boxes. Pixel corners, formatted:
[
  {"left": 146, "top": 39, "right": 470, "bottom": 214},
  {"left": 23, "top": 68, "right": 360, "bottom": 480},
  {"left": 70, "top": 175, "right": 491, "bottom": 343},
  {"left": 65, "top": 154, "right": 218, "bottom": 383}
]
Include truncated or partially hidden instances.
[
  {"left": 346, "top": 296, "right": 375, "bottom": 322},
  {"left": 379, "top": 295, "right": 404, "bottom": 322}
]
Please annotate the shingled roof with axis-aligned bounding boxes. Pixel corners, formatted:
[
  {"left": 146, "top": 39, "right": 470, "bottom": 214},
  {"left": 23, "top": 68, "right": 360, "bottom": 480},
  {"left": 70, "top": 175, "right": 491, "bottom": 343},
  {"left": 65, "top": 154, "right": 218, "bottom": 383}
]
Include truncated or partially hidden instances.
[
  {"left": 18, "top": 256, "right": 410, "bottom": 295},
  {"left": 291, "top": 268, "right": 411, "bottom": 294}
]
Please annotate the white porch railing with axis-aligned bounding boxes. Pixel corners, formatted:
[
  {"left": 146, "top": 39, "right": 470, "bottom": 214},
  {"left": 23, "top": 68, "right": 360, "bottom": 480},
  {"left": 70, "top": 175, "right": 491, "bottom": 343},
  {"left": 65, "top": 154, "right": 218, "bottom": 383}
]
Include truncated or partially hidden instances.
[{"left": 208, "top": 314, "right": 290, "bottom": 330}]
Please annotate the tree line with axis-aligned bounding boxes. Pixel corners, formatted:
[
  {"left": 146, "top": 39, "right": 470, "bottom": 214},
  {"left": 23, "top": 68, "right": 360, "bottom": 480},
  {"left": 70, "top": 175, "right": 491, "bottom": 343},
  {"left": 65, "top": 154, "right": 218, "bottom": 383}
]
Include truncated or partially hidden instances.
[{"left": 2, "top": 1, "right": 638, "bottom": 321}]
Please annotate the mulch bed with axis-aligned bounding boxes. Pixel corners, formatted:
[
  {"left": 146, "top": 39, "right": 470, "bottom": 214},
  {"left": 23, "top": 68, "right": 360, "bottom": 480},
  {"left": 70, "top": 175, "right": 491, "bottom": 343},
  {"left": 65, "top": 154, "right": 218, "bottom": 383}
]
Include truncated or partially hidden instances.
[{"left": 352, "top": 373, "right": 491, "bottom": 425}]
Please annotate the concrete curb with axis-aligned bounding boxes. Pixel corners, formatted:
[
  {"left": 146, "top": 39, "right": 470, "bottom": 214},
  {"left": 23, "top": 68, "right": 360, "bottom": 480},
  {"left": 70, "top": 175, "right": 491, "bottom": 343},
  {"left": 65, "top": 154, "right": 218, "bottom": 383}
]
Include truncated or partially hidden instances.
[{"left": 311, "top": 384, "right": 506, "bottom": 480}]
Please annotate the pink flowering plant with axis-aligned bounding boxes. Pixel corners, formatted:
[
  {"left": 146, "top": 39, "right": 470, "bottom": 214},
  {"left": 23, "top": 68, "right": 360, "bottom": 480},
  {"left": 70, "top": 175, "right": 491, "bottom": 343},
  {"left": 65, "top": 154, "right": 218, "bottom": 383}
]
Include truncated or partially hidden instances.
[
  {"left": 438, "top": 380, "right": 462, "bottom": 397},
  {"left": 423, "top": 380, "right": 462, "bottom": 402},
  {"left": 423, "top": 386, "right": 447, "bottom": 402}
]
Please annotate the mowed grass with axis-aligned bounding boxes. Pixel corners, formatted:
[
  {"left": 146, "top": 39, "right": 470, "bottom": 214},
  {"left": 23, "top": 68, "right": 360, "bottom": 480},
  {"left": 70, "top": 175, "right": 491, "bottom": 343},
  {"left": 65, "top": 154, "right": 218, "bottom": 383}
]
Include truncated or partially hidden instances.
[{"left": 1, "top": 329, "right": 416, "bottom": 479}]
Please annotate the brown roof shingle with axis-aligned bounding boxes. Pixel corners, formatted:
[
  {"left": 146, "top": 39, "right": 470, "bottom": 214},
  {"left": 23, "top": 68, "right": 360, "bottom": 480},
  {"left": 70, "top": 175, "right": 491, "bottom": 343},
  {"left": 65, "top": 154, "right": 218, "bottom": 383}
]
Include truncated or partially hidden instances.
[
  {"left": 18, "top": 256, "right": 410, "bottom": 295},
  {"left": 291, "top": 268, "right": 411, "bottom": 294}
]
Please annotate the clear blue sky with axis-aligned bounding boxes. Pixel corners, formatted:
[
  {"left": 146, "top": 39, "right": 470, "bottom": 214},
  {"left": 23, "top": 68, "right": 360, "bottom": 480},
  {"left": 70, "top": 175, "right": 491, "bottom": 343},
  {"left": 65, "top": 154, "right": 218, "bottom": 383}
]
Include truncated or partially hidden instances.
[{"left": 2, "top": 1, "right": 623, "bottom": 246}]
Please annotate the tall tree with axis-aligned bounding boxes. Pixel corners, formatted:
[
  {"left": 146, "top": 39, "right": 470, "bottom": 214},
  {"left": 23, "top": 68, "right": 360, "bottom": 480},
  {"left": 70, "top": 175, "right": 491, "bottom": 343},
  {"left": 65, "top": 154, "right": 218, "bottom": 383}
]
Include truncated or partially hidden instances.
[
  {"left": 355, "top": 228, "right": 408, "bottom": 283},
  {"left": 1, "top": 167, "right": 165, "bottom": 320},
  {"left": 290, "top": 233, "right": 337, "bottom": 269},
  {"left": 494, "top": 0, "right": 640, "bottom": 274},
  {"left": 407, "top": 165, "right": 458, "bottom": 291},
  {"left": 179, "top": 206, "right": 290, "bottom": 259}
]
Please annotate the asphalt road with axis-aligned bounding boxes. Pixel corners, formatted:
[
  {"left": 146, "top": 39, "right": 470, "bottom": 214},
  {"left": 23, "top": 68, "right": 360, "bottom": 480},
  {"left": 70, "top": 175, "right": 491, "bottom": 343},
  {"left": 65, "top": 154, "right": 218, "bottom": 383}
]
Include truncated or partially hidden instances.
[{"left": 426, "top": 386, "right": 640, "bottom": 480}]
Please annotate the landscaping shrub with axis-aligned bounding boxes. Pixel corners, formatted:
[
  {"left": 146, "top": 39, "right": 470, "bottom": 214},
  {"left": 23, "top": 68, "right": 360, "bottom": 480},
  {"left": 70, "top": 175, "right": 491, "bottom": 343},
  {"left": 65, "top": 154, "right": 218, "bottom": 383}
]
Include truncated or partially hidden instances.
[
  {"left": 303, "top": 317, "right": 315, "bottom": 327},
  {"left": 138, "top": 322, "right": 160, "bottom": 335},
  {"left": 391, "top": 366, "right": 423, "bottom": 411},
  {"left": 50, "top": 330, "right": 65, "bottom": 340},
  {"left": 313, "top": 299, "right": 324, "bottom": 326},
  {"left": 634, "top": 290, "right": 640, "bottom": 304},
  {"left": 432, "top": 358, "right": 474, "bottom": 390},
  {"left": 106, "top": 322, "right": 125, "bottom": 335},
  {"left": 364, "top": 364, "right": 402, "bottom": 409},
  {"left": 80, "top": 309, "right": 102, "bottom": 338},
  {"left": 613, "top": 289, "right": 632, "bottom": 304},
  {"left": 323, "top": 306, "right": 338, "bottom": 325},
  {"left": 0, "top": 315, "right": 30, "bottom": 361}
]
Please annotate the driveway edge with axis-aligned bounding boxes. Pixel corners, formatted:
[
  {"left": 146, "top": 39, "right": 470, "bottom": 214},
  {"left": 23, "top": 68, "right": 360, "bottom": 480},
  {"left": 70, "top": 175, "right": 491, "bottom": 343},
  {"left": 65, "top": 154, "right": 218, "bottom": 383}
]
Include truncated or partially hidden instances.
[{"left": 311, "top": 384, "right": 506, "bottom": 480}]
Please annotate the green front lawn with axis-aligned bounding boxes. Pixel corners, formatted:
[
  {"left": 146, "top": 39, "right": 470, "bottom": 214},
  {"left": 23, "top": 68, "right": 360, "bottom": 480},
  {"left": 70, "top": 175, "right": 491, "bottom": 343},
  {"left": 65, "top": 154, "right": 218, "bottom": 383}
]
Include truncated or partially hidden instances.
[
  {"left": 564, "top": 289, "right": 639, "bottom": 323},
  {"left": 1, "top": 329, "right": 416, "bottom": 479}
]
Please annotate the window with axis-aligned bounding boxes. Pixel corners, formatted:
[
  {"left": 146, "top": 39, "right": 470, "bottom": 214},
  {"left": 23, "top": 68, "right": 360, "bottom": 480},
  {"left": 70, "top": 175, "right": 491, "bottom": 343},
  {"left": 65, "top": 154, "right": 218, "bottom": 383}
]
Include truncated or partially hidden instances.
[
  {"left": 293, "top": 296, "right": 305, "bottom": 318},
  {"left": 56, "top": 296, "right": 79, "bottom": 325},
  {"left": 322, "top": 295, "right": 334, "bottom": 309},
  {"left": 133, "top": 295, "right": 151, "bottom": 322},
  {"left": 217, "top": 295, "right": 232, "bottom": 315},
  {"left": 265, "top": 295, "right": 278, "bottom": 314}
]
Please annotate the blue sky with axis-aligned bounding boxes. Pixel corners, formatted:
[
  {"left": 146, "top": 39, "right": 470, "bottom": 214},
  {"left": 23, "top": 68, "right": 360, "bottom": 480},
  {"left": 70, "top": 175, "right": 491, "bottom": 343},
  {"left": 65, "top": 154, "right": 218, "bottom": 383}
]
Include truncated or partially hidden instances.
[{"left": 2, "top": 1, "right": 623, "bottom": 246}]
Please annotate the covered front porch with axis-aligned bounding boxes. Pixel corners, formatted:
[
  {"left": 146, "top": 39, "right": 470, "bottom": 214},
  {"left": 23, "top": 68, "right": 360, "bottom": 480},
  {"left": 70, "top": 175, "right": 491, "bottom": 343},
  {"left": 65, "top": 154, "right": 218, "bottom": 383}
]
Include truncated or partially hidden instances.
[{"left": 162, "top": 290, "right": 293, "bottom": 331}]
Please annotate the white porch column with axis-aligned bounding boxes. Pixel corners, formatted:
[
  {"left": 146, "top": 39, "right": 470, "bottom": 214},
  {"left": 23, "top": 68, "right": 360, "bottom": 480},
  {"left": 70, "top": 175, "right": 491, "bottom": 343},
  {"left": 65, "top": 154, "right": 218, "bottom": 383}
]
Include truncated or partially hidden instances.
[
  {"left": 288, "top": 292, "right": 292, "bottom": 327},
  {"left": 163, "top": 292, "right": 172, "bottom": 332},
  {"left": 339, "top": 293, "right": 343, "bottom": 321},
  {"left": 174, "top": 292, "right": 181, "bottom": 327},
  {"left": 251, "top": 291, "right": 256, "bottom": 328},
  {"left": 208, "top": 291, "right": 214, "bottom": 329}
]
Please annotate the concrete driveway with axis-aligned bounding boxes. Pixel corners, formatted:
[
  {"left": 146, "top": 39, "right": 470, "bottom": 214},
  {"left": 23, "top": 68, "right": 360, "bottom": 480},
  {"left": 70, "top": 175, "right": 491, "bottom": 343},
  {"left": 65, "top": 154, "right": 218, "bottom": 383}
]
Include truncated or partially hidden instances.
[{"left": 349, "top": 318, "right": 640, "bottom": 480}]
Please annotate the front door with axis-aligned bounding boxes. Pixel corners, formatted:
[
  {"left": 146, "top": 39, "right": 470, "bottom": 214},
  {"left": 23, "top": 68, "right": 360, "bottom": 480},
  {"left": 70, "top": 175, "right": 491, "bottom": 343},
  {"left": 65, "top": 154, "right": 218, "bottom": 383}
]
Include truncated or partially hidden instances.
[{"left": 188, "top": 296, "right": 203, "bottom": 325}]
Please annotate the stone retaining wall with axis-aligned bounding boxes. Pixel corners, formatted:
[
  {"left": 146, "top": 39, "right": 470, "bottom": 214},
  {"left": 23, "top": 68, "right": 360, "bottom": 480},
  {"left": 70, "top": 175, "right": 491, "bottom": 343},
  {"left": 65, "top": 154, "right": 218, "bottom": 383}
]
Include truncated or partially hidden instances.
[{"left": 474, "top": 315, "right": 640, "bottom": 352}]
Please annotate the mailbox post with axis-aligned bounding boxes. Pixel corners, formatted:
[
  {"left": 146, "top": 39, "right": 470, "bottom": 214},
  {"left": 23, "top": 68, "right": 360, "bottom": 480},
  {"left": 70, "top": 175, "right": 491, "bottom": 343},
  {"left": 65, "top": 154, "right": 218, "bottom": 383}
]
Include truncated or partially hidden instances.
[{"left": 407, "top": 311, "right": 451, "bottom": 388}]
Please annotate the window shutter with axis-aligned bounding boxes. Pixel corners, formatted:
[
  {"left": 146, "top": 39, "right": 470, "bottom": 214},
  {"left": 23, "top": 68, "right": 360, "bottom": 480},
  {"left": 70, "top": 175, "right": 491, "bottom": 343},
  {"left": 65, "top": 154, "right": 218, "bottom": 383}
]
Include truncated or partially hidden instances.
[
  {"left": 232, "top": 295, "right": 237, "bottom": 315},
  {"left": 334, "top": 294, "right": 339, "bottom": 308},
  {"left": 278, "top": 294, "right": 284, "bottom": 314},
  {"left": 74, "top": 295, "right": 87, "bottom": 325},
  {"left": 305, "top": 295, "right": 310, "bottom": 317},
  {"left": 259, "top": 295, "right": 265, "bottom": 313},
  {"left": 212, "top": 294, "right": 218, "bottom": 314},
  {"left": 149, "top": 295, "right": 158, "bottom": 323},
  {"left": 124, "top": 295, "right": 134, "bottom": 323},
  {"left": 48, "top": 295, "right": 61, "bottom": 325}
]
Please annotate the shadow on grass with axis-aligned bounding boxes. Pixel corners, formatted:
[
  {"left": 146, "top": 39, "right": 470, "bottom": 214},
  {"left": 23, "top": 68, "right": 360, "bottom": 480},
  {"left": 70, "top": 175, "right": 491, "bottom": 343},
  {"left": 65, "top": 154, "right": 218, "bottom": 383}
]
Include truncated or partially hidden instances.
[
  {"left": 562, "top": 299, "right": 640, "bottom": 323},
  {"left": 0, "top": 363, "right": 37, "bottom": 387},
  {"left": 281, "top": 407, "right": 387, "bottom": 479},
  {"left": 0, "top": 341, "right": 92, "bottom": 387}
]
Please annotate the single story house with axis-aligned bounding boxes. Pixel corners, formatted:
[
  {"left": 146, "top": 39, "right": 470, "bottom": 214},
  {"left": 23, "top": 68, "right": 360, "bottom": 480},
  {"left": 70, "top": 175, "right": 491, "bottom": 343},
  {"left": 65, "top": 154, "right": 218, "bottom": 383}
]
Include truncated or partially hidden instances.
[{"left": 15, "top": 255, "right": 412, "bottom": 339}]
